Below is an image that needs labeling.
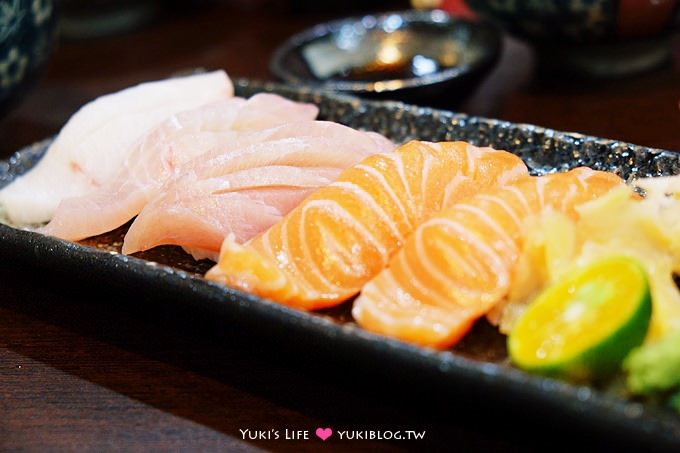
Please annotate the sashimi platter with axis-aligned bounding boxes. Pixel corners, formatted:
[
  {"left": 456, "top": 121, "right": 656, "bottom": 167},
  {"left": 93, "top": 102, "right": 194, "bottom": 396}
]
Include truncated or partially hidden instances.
[{"left": 1, "top": 70, "right": 680, "bottom": 446}]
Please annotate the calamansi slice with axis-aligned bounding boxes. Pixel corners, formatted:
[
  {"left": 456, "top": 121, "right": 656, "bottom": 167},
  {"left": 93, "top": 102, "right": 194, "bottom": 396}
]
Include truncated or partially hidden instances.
[{"left": 508, "top": 256, "right": 652, "bottom": 381}]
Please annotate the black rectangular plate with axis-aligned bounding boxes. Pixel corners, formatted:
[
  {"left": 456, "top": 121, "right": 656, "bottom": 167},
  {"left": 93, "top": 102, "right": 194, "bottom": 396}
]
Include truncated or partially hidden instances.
[{"left": 1, "top": 79, "right": 679, "bottom": 449}]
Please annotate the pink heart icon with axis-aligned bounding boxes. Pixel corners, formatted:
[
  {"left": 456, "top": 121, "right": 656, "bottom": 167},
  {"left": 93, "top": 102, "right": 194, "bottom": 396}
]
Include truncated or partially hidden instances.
[{"left": 315, "top": 427, "right": 333, "bottom": 441}]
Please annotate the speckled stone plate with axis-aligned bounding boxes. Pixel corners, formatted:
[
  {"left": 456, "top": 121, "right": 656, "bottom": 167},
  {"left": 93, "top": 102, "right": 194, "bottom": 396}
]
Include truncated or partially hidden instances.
[{"left": 1, "top": 79, "right": 679, "bottom": 449}]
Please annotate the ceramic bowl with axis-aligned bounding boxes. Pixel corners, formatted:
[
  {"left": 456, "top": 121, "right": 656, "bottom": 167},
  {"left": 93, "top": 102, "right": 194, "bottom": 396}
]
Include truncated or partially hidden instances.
[
  {"left": 269, "top": 9, "right": 502, "bottom": 108},
  {"left": 460, "top": 0, "right": 680, "bottom": 77},
  {"left": 0, "top": 0, "right": 58, "bottom": 117},
  {"left": 464, "top": 0, "right": 679, "bottom": 44}
]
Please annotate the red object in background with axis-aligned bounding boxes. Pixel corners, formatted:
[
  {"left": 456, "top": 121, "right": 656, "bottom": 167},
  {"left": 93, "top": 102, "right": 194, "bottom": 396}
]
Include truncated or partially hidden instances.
[
  {"left": 439, "top": 0, "right": 477, "bottom": 19},
  {"left": 617, "top": 0, "right": 678, "bottom": 38}
]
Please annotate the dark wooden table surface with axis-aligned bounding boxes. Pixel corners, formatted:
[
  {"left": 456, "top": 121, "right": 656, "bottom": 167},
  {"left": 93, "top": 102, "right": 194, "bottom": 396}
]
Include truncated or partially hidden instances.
[{"left": 1, "top": 2, "right": 679, "bottom": 452}]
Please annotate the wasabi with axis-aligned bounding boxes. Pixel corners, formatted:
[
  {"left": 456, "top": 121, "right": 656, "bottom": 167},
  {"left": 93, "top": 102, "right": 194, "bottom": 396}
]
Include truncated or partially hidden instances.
[{"left": 623, "top": 332, "right": 680, "bottom": 409}]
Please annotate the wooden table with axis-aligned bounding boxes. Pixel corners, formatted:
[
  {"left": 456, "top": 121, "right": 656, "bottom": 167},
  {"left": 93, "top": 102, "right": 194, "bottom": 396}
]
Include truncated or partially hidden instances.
[{"left": 1, "top": 3, "right": 679, "bottom": 451}]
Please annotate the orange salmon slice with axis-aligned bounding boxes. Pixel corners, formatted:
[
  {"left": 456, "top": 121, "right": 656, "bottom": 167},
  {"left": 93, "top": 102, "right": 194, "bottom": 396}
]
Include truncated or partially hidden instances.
[
  {"left": 206, "top": 140, "right": 529, "bottom": 309},
  {"left": 352, "top": 167, "right": 625, "bottom": 348}
]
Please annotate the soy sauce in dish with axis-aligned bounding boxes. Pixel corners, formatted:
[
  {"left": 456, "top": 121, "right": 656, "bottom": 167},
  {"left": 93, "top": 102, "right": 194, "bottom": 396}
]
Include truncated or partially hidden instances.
[{"left": 331, "top": 54, "right": 452, "bottom": 81}]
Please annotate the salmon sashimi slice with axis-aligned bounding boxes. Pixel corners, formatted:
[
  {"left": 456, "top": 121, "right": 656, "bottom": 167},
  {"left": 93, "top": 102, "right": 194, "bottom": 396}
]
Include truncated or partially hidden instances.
[
  {"left": 351, "top": 167, "right": 625, "bottom": 349},
  {"left": 39, "top": 93, "right": 320, "bottom": 241},
  {"left": 121, "top": 123, "right": 395, "bottom": 257},
  {"left": 0, "top": 70, "right": 233, "bottom": 225},
  {"left": 205, "top": 141, "right": 530, "bottom": 310}
]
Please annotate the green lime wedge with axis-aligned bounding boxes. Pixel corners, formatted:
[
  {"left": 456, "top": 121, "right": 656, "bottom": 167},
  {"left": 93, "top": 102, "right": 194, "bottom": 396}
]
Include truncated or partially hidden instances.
[{"left": 508, "top": 256, "right": 652, "bottom": 381}]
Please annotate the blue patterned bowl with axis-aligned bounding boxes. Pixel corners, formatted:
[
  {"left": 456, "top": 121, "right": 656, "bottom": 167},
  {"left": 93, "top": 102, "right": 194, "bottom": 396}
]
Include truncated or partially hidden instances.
[
  {"left": 0, "top": 0, "right": 58, "bottom": 117},
  {"left": 461, "top": 0, "right": 680, "bottom": 77},
  {"left": 464, "top": 0, "right": 679, "bottom": 44}
]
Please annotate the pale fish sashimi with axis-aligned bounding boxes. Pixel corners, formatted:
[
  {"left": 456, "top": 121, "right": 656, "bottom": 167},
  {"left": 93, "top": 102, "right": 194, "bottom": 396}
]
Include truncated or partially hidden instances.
[
  {"left": 0, "top": 70, "right": 233, "bottom": 225},
  {"left": 227, "top": 92, "right": 319, "bottom": 130},
  {"left": 351, "top": 168, "right": 624, "bottom": 349},
  {"left": 179, "top": 120, "right": 395, "bottom": 183},
  {"left": 205, "top": 141, "right": 529, "bottom": 310},
  {"left": 123, "top": 166, "right": 341, "bottom": 261},
  {"left": 39, "top": 93, "right": 320, "bottom": 241},
  {"left": 122, "top": 123, "right": 395, "bottom": 257}
]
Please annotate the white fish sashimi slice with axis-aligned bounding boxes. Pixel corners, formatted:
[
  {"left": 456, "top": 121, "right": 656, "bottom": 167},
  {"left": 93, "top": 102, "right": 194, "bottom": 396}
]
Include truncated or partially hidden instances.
[
  {"left": 39, "top": 98, "right": 246, "bottom": 240},
  {"left": 364, "top": 131, "right": 396, "bottom": 153},
  {"left": 210, "top": 165, "right": 341, "bottom": 194},
  {"left": 188, "top": 120, "right": 395, "bottom": 182},
  {"left": 121, "top": 165, "right": 341, "bottom": 256},
  {"left": 40, "top": 94, "right": 321, "bottom": 241},
  {"left": 229, "top": 92, "right": 319, "bottom": 130},
  {"left": 120, "top": 123, "right": 394, "bottom": 257},
  {"left": 0, "top": 70, "right": 234, "bottom": 225}
]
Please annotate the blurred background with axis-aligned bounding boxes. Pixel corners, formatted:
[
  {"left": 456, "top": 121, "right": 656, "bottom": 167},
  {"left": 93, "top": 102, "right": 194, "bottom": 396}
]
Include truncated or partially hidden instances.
[{"left": 0, "top": 0, "right": 679, "bottom": 156}]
